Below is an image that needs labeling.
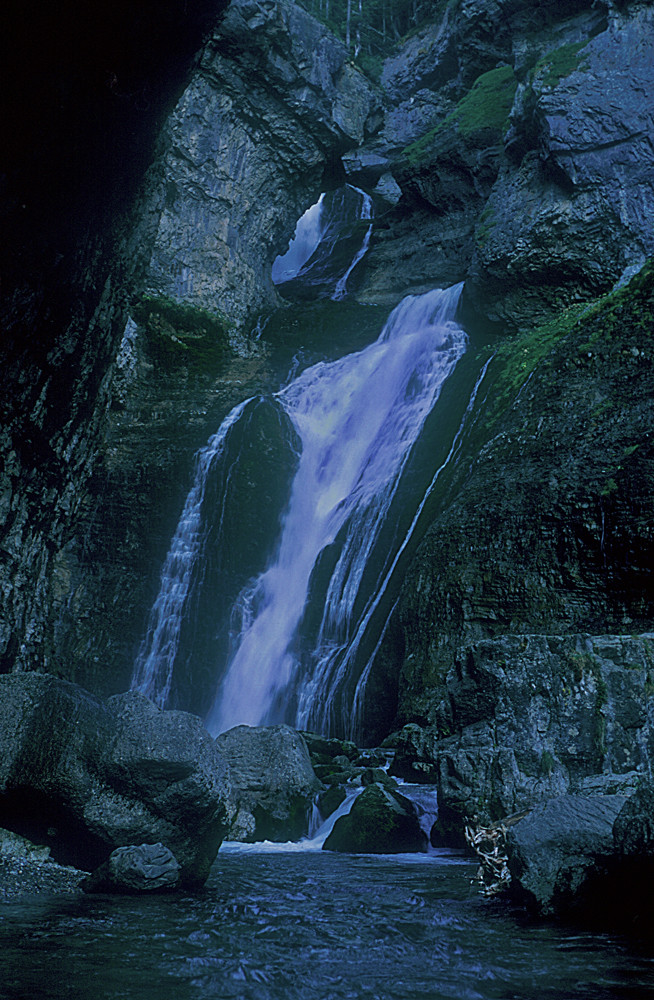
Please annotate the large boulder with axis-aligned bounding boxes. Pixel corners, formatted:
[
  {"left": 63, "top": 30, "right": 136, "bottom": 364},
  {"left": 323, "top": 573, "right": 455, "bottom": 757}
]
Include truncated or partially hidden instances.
[
  {"left": 506, "top": 794, "right": 627, "bottom": 916},
  {"left": 215, "top": 724, "right": 320, "bottom": 842},
  {"left": 322, "top": 783, "right": 427, "bottom": 854},
  {"left": 0, "top": 674, "right": 230, "bottom": 887}
]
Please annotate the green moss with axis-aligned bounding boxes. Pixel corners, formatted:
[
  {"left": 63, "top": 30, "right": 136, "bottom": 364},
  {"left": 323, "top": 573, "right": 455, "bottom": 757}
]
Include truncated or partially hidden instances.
[
  {"left": 133, "top": 294, "right": 231, "bottom": 373},
  {"left": 403, "top": 65, "right": 517, "bottom": 165},
  {"left": 472, "top": 260, "right": 654, "bottom": 444},
  {"left": 475, "top": 206, "right": 497, "bottom": 248},
  {"left": 455, "top": 65, "right": 517, "bottom": 136},
  {"left": 601, "top": 477, "right": 618, "bottom": 498},
  {"left": 534, "top": 41, "right": 590, "bottom": 89},
  {"left": 540, "top": 750, "right": 556, "bottom": 776}
]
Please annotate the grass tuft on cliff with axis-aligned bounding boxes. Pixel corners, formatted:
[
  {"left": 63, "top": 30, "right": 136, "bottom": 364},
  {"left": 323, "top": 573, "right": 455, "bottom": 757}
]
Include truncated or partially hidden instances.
[
  {"left": 403, "top": 65, "right": 517, "bottom": 165},
  {"left": 533, "top": 41, "right": 590, "bottom": 89},
  {"left": 133, "top": 294, "right": 232, "bottom": 373},
  {"left": 474, "top": 259, "right": 654, "bottom": 437}
]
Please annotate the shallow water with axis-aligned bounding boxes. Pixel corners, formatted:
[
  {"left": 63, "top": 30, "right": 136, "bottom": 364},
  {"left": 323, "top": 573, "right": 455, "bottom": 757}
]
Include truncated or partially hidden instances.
[{"left": 1, "top": 848, "right": 653, "bottom": 1000}]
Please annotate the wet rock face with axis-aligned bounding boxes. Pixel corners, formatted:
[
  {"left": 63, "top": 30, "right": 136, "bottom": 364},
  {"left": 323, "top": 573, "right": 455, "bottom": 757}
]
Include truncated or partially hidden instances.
[
  {"left": 147, "top": 0, "right": 381, "bottom": 326},
  {"left": 360, "top": 0, "right": 654, "bottom": 331},
  {"left": 466, "top": 3, "right": 654, "bottom": 330},
  {"left": 392, "top": 263, "right": 654, "bottom": 734},
  {"left": 428, "top": 634, "right": 654, "bottom": 838}
]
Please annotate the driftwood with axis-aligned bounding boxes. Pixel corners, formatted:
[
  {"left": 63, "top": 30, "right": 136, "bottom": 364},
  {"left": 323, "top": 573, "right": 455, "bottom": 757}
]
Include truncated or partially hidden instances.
[{"left": 464, "top": 810, "right": 530, "bottom": 896}]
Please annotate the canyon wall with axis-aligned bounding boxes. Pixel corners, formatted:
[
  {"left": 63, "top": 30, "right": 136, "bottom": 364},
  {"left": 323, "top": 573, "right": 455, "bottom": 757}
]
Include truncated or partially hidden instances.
[{"left": 1, "top": 0, "right": 653, "bottom": 832}]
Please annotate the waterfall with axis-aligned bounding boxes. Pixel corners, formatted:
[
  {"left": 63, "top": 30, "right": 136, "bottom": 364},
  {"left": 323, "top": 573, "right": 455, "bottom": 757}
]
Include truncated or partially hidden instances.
[
  {"left": 207, "top": 284, "right": 467, "bottom": 736},
  {"left": 272, "top": 185, "right": 373, "bottom": 299},
  {"left": 271, "top": 194, "right": 326, "bottom": 284},
  {"left": 331, "top": 191, "right": 373, "bottom": 301},
  {"left": 131, "top": 400, "right": 249, "bottom": 707}
]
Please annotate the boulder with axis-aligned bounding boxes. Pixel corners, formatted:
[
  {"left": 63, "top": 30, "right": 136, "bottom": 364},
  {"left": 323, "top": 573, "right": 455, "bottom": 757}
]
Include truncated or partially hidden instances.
[
  {"left": 215, "top": 724, "right": 320, "bottom": 842},
  {"left": 614, "top": 782, "right": 654, "bottom": 857},
  {"left": 403, "top": 633, "right": 654, "bottom": 843},
  {"left": 82, "top": 843, "right": 180, "bottom": 894},
  {"left": 0, "top": 674, "right": 230, "bottom": 887},
  {"left": 322, "top": 782, "right": 427, "bottom": 854},
  {"left": 506, "top": 794, "right": 627, "bottom": 916}
]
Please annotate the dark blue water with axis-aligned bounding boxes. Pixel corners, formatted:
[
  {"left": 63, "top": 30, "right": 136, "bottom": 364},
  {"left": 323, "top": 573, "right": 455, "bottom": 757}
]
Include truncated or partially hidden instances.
[{"left": 1, "top": 847, "right": 653, "bottom": 999}]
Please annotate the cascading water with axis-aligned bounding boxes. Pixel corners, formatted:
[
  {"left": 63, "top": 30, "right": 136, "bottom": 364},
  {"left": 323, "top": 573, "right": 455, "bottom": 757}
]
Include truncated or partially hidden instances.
[
  {"left": 133, "top": 283, "right": 468, "bottom": 735},
  {"left": 131, "top": 400, "right": 249, "bottom": 708},
  {"left": 271, "top": 194, "right": 326, "bottom": 284},
  {"left": 205, "top": 284, "right": 467, "bottom": 736},
  {"left": 132, "top": 180, "right": 471, "bottom": 737},
  {"left": 272, "top": 185, "right": 373, "bottom": 299}
]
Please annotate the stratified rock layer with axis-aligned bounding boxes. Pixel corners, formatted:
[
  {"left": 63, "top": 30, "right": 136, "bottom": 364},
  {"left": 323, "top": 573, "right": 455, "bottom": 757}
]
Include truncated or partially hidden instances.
[{"left": 427, "top": 633, "right": 654, "bottom": 841}]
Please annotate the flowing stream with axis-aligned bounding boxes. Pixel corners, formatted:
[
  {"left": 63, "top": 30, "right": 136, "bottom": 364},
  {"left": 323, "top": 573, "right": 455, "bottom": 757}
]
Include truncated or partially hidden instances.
[{"left": 2, "top": 848, "right": 653, "bottom": 1000}]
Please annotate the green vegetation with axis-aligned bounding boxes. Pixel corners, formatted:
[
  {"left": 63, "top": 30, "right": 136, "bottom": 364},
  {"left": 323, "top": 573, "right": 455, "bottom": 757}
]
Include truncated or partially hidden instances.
[
  {"left": 295, "top": 0, "right": 441, "bottom": 80},
  {"left": 475, "top": 205, "right": 497, "bottom": 248},
  {"left": 452, "top": 66, "right": 517, "bottom": 137},
  {"left": 534, "top": 41, "right": 590, "bottom": 89},
  {"left": 540, "top": 750, "right": 556, "bottom": 776},
  {"left": 577, "top": 259, "right": 654, "bottom": 348},
  {"left": 476, "top": 259, "right": 654, "bottom": 441},
  {"left": 133, "top": 294, "right": 231, "bottom": 373},
  {"left": 403, "top": 65, "right": 517, "bottom": 165}
]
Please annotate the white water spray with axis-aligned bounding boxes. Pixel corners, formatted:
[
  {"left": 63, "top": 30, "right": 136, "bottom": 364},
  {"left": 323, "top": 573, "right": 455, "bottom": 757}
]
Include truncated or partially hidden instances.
[
  {"left": 207, "top": 284, "right": 467, "bottom": 735},
  {"left": 272, "top": 194, "right": 326, "bottom": 284},
  {"left": 131, "top": 400, "right": 249, "bottom": 707}
]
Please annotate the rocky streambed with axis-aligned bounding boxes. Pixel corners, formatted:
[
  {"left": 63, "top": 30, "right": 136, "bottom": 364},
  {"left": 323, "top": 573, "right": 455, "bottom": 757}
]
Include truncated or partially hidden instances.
[{"left": 2, "top": 668, "right": 654, "bottom": 945}]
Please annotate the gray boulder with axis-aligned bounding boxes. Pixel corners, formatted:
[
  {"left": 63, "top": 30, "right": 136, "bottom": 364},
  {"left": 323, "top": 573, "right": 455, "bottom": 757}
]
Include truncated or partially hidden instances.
[
  {"left": 417, "top": 634, "right": 654, "bottom": 842},
  {"left": 215, "top": 724, "right": 320, "bottom": 842},
  {"left": 323, "top": 783, "right": 427, "bottom": 854},
  {"left": 82, "top": 843, "right": 180, "bottom": 894},
  {"left": 506, "top": 794, "right": 627, "bottom": 916},
  {"left": 614, "top": 782, "right": 654, "bottom": 857},
  {"left": 0, "top": 674, "right": 230, "bottom": 887}
]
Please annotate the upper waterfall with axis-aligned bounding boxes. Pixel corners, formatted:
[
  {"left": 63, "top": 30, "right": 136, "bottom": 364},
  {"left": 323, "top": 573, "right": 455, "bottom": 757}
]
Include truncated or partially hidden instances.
[{"left": 272, "top": 185, "right": 373, "bottom": 301}]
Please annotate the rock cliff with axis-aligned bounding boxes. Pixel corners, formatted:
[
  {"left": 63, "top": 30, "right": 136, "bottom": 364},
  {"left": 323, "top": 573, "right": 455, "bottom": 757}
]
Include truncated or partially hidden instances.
[{"left": 1, "top": 0, "right": 654, "bottom": 864}]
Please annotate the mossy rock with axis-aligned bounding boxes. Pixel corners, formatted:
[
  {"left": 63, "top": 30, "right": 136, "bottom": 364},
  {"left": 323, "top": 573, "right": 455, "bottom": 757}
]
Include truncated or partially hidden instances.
[
  {"left": 403, "top": 64, "right": 517, "bottom": 166},
  {"left": 132, "top": 294, "right": 231, "bottom": 373},
  {"left": 322, "top": 783, "right": 427, "bottom": 854},
  {"left": 317, "top": 785, "right": 347, "bottom": 820}
]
